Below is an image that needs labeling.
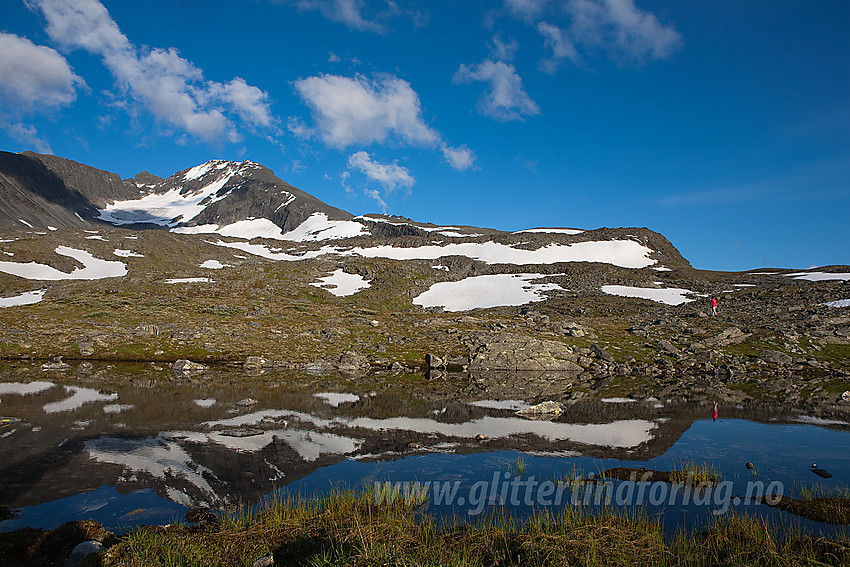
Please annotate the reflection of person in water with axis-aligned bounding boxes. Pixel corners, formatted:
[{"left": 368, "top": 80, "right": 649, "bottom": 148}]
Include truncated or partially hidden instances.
[{"left": 713, "top": 402, "right": 719, "bottom": 421}]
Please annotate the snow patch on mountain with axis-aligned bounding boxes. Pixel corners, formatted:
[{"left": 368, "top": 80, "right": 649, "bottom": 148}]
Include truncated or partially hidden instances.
[
  {"left": 601, "top": 285, "right": 698, "bottom": 305},
  {"left": 0, "top": 247, "right": 127, "bottom": 280},
  {"left": 310, "top": 269, "right": 371, "bottom": 297},
  {"left": 99, "top": 162, "right": 241, "bottom": 226},
  {"left": 413, "top": 273, "right": 563, "bottom": 311},
  {"left": 514, "top": 228, "right": 584, "bottom": 235},
  {"left": 0, "top": 289, "right": 46, "bottom": 307},
  {"left": 279, "top": 212, "right": 368, "bottom": 241}
]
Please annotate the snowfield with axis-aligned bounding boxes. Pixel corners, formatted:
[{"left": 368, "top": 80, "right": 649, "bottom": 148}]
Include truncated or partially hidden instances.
[
  {"left": 514, "top": 228, "right": 584, "bottom": 235},
  {"left": 413, "top": 273, "right": 563, "bottom": 311},
  {"left": 601, "top": 285, "right": 698, "bottom": 306},
  {"left": 310, "top": 269, "right": 371, "bottom": 297},
  {"left": 0, "top": 289, "right": 46, "bottom": 307},
  {"left": 824, "top": 299, "right": 850, "bottom": 308},
  {"left": 786, "top": 271, "right": 850, "bottom": 282},
  {"left": 164, "top": 277, "right": 212, "bottom": 284},
  {"left": 0, "top": 247, "right": 127, "bottom": 280},
  {"left": 99, "top": 162, "right": 241, "bottom": 226}
]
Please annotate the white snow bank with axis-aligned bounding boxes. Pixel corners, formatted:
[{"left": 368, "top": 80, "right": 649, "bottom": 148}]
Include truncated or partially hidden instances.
[
  {"left": 601, "top": 398, "right": 637, "bottom": 403},
  {"left": 200, "top": 260, "right": 228, "bottom": 269},
  {"left": 0, "top": 247, "right": 127, "bottom": 280},
  {"left": 310, "top": 269, "right": 371, "bottom": 297},
  {"left": 213, "top": 237, "right": 657, "bottom": 268},
  {"left": 113, "top": 249, "right": 144, "bottom": 258},
  {"left": 824, "top": 299, "right": 850, "bottom": 308},
  {"left": 413, "top": 273, "right": 563, "bottom": 311},
  {"left": 349, "top": 240, "right": 655, "bottom": 268},
  {"left": 601, "top": 285, "right": 697, "bottom": 306},
  {"left": 43, "top": 386, "right": 118, "bottom": 413},
  {"left": 314, "top": 392, "right": 361, "bottom": 407},
  {"left": 279, "top": 212, "right": 368, "bottom": 241},
  {"left": 786, "top": 272, "right": 850, "bottom": 282},
  {"left": 164, "top": 277, "right": 211, "bottom": 284},
  {"left": 514, "top": 228, "right": 584, "bottom": 235},
  {"left": 194, "top": 398, "right": 216, "bottom": 408},
  {"left": 173, "top": 218, "right": 287, "bottom": 240},
  {"left": 0, "top": 289, "right": 46, "bottom": 307}
]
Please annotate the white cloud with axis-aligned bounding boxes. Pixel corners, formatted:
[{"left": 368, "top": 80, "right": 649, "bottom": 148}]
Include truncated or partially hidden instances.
[
  {"left": 28, "top": 0, "right": 277, "bottom": 143},
  {"left": 293, "top": 73, "right": 474, "bottom": 170},
  {"left": 347, "top": 151, "right": 414, "bottom": 194},
  {"left": 566, "top": 0, "right": 682, "bottom": 63},
  {"left": 504, "top": 0, "right": 550, "bottom": 22},
  {"left": 363, "top": 187, "right": 388, "bottom": 211},
  {"left": 0, "top": 32, "right": 82, "bottom": 112},
  {"left": 293, "top": 73, "right": 440, "bottom": 148},
  {"left": 293, "top": 0, "right": 389, "bottom": 33},
  {"left": 490, "top": 35, "right": 519, "bottom": 61},
  {"left": 4, "top": 122, "right": 52, "bottom": 153},
  {"left": 537, "top": 22, "right": 581, "bottom": 73},
  {"left": 440, "top": 144, "right": 476, "bottom": 171},
  {"left": 453, "top": 60, "right": 540, "bottom": 122}
]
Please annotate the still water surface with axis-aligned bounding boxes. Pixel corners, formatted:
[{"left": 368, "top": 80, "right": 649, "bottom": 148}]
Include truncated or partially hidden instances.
[{"left": 0, "top": 369, "right": 847, "bottom": 537}]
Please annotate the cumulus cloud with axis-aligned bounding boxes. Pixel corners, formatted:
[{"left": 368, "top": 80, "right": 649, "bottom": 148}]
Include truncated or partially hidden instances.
[
  {"left": 347, "top": 151, "right": 414, "bottom": 194},
  {"left": 453, "top": 60, "right": 540, "bottom": 122},
  {"left": 441, "top": 144, "right": 476, "bottom": 171},
  {"left": 4, "top": 122, "right": 52, "bottom": 153},
  {"left": 293, "top": 74, "right": 439, "bottom": 147},
  {"left": 566, "top": 0, "right": 682, "bottom": 63},
  {"left": 0, "top": 32, "right": 82, "bottom": 112},
  {"left": 27, "top": 0, "right": 277, "bottom": 143},
  {"left": 537, "top": 22, "right": 581, "bottom": 73},
  {"left": 293, "top": 73, "right": 475, "bottom": 170}
]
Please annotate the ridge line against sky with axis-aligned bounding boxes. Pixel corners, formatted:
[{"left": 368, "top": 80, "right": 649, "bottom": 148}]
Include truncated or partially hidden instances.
[{"left": 0, "top": 0, "right": 848, "bottom": 271}]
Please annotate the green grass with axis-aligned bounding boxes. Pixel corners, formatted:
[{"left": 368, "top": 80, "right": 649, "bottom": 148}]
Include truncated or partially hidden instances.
[{"left": 3, "top": 492, "right": 840, "bottom": 566}]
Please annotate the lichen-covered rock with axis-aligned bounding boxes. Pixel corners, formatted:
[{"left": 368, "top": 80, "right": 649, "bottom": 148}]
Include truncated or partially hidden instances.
[
  {"left": 467, "top": 333, "right": 583, "bottom": 372},
  {"left": 172, "top": 359, "right": 206, "bottom": 374},
  {"left": 516, "top": 400, "right": 563, "bottom": 416},
  {"left": 759, "top": 350, "right": 792, "bottom": 366}
]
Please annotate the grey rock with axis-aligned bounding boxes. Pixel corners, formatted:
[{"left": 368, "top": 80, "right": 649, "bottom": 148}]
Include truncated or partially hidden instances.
[
  {"left": 64, "top": 540, "right": 104, "bottom": 567},
  {"left": 657, "top": 339, "right": 680, "bottom": 356},
  {"left": 253, "top": 555, "right": 275, "bottom": 567},
  {"left": 467, "top": 333, "right": 583, "bottom": 372},
  {"left": 425, "top": 353, "right": 445, "bottom": 368},
  {"left": 590, "top": 344, "right": 614, "bottom": 362},
  {"left": 516, "top": 400, "right": 563, "bottom": 417},
  {"left": 758, "top": 350, "right": 792, "bottom": 366},
  {"left": 390, "top": 361, "right": 404, "bottom": 373},
  {"left": 172, "top": 359, "right": 207, "bottom": 374},
  {"left": 41, "top": 361, "right": 71, "bottom": 371},
  {"left": 705, "top": 327, "right": 750, "bottom": 347},
  {"left": 236, "top": 397, "right": 259, "bottom": 408},
  {"left": 244, "top": 356, "right": 274, "bottom": 371}
]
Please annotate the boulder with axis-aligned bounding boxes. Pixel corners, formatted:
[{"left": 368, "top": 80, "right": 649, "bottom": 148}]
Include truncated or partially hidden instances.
[
  {"left": 467, "top": 333, "right": 583, "bottom": 373},
  {"left": 64, "top": 540, "right": 104, "bottom": 567},
  {"left": 244, "top": 356, "right": 274, "bottom": 371},
  {"left": 425, "top": 353, "right": 445, "bottom": 368},
  {"left": 705, "top": 327, "right": 750, "bottom": 347},
  {"left": 758, "top": 350, "right": 792, "bottom": 366},
  {"left": 516, "top": 401, "right": 563, "bottom": 417},
  {"left": 172, "top": 359, "right": 207, "bottom": 374}
]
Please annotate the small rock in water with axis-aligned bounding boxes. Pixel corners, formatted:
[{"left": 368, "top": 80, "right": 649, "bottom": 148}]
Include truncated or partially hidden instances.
[
  {"left": 425, "top": 353, "right": 445, "bottom": 368},
  {"left": 172, "top": 359, "right": 207, "bottom": 375},
  {"left": 64, "top": 540, "right": 104, "bottom": 567},
  {"left": 41, "top": 361, "right": 71, "bottom": 372},
  {"left": 841, "top": 390, "right": 850, "bottom": 402},
  {"left": 236, "top": 397, "right": 259, "bottom": 408},
  {"left": 475, "top": 433, "right": 489, "bottom": 442},
  {"left": 810, "top": 464, "right": 833, "bottom": 479},
  {"left": 745, "top": 462, "right": 754, "bottom": 470},
  {"left": 516, "top": 401, "right": 563, "bottom": 417}
]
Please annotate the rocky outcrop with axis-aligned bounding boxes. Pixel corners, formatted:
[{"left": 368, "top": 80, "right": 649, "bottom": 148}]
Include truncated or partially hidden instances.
[{"left": 467, "top": 332, "right": 584, "bottom": 373}]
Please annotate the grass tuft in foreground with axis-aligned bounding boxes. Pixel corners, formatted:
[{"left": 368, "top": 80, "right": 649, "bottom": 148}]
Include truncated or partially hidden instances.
[{"left": 4, "top": 490, "right": 825, "bottom": 566}]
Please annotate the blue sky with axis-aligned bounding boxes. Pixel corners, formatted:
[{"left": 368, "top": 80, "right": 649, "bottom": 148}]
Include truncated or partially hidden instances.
[{"left": 1, "top": 0, "right": 848, "bottom": 271}]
